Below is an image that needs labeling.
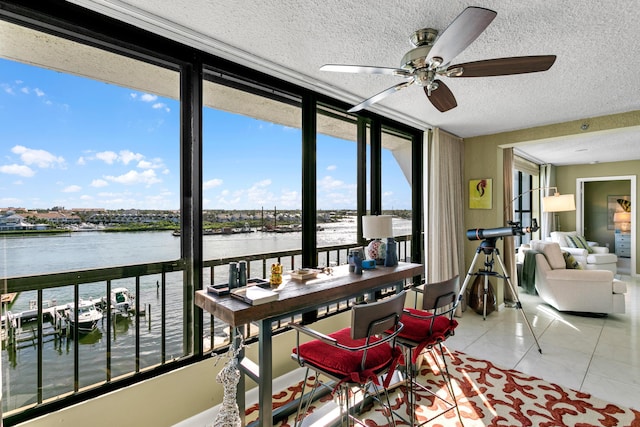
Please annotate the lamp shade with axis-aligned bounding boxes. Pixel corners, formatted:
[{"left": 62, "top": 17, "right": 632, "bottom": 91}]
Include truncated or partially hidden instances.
[
  {"left": 542, "top": 193, "right": 576, "bottom": 213},
  {"left": 613, "top": 212, "right": 631, "bottom": 223},
  {"left": 362, "top": 215, "right": 393, "bottom": 239}
]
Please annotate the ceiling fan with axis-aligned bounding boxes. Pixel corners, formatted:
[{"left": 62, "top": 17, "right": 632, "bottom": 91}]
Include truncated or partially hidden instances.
[{"left": 321, "top": 6, "right": 556, "bottom": 113}]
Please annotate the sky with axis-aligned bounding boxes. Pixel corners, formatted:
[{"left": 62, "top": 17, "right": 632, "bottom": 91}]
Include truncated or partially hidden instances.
[{"left": 0, "top": 58, "right": 411, "bottom": 211}]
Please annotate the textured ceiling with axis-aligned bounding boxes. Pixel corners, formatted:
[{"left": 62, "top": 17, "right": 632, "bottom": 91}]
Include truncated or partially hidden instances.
[{"left": 67, "top": 0, "right": 640, "bottom": 165}]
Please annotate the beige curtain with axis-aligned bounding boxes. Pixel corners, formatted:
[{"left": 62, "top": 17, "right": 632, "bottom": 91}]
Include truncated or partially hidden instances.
[
  {"left": 502, "top": 148, "right": 517, "bottom": 302},
  {"left": 425, "top": 128, "right": 465, "bottom": 285}
]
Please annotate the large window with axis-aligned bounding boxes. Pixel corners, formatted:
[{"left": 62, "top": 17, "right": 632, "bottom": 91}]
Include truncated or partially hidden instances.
[
  {"left": 202, "top": 72, "right": 303, "bottom": 257},
  {"left": 0, "top": 4, "right": 421, "bottom": 423},
  {"left": 316, "top": 106, "right": 359, "bottom": 245},
  {"left": 0, "top": 20, "right": 182, "bottom": 415},
  {"left": 381, "top": 128, "right": 413, "bottom": 237}
]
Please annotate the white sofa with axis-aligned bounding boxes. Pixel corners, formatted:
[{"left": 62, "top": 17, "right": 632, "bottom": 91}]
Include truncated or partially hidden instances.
[
  {"left": 529, "top": 240, "right": 626, "bottom": 314},
  {"left": 549, "top": 231, "right": 617, "bottom": 273}
]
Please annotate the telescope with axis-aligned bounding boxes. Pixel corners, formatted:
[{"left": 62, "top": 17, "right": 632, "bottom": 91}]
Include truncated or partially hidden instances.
[{"left": 466, "top": 219, "right": 539, "bottom": 241}]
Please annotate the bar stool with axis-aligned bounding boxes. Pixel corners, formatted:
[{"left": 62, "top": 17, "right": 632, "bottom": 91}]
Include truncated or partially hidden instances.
[
  {"left": 290, "top": 291, "right": 406, "bottom": 426},
  {"left": 396, "top": 276, "right": 461, "bottom": 426}
]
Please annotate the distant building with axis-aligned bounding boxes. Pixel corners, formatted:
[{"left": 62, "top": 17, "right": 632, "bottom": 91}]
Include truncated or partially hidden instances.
[
  {"left": 31, "top": 211, "right": 81, "bottom": 226},
  {"left": 0, "top": 211, "right": 39, "bottom": 231}
]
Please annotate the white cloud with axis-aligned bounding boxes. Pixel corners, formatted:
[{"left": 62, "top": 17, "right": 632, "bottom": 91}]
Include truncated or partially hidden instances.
[
  {"left": 119, "top": 150, "right": 144, "bottom": 165},
  {"left": 326, "top": 165, "right": 337, "bottom": 171},
  {"left": 63, "top": 185, "right": 82, "bottom": 193},
  {"left": 1, "top": 83, "right": 14, "bottom": 95},
  {"left": 318, "top": 175, "right": 344, "bottom": 190},
  {"left": 204, "top": 178, "right": 223, "bottom": 190},
  {"left": 137, "top": 157, "right": 164, "bottom": 169},
  {"left": 0, "top": 197, "right": 22, "bottom": 206},
  {"left": 278, "top": 190, "right": 300, "bottom": 208},
  {"left": 95, "top": 151, "right": 118, "bottom": 164},
  {"left": 90, "top": 179, "right": 108, "bottom": 188},
  {"left": 254, "top": 179, "right": 272, "bottom": 188},
  {"left": 105, "top": 169, "right": 161, "bottom": 186},
  {"left": 34, "top": 88, "right": 45, "bottom": 97},
  {"left": 140, "top": 93, "right": 158, "bottom": 102},
  {"left": 0, "top": 163, "right": 36, "bottom": 177},
  {"left": 95, "top": 150, "right": 144, "bottom": 165},
  {"left": 12, "top": 145, "right": 65, "bottom": 168},
  {"left": 77, "top": 156, "right": 86, "bottom": 165},
  {"left": 80, "top": 195, "right": 93, "bottom": 200},
  {"left": 152, "top": 103, "right": 165, "bottom": 109}
]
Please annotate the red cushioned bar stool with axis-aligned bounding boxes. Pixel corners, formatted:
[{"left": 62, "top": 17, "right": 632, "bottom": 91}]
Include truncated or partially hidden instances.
[
  {"left": 290, "top": 291, "right": 406, "bottom": 426},
  {"left": 395, "top": 276, "right": 462, "bottom": 426}
]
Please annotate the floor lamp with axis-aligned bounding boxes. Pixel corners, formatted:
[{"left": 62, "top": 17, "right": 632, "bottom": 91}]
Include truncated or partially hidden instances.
[
  {"left": 542, "top": 190, "right": 576, "bottom": 231},
  {"left": 507, "top": 187, "right": 575, "bottom": 233}
]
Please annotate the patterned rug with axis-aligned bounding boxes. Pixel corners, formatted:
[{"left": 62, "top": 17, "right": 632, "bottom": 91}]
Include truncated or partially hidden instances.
[{"left": 245, "top": 348, "right": 640, "bottom": 426}]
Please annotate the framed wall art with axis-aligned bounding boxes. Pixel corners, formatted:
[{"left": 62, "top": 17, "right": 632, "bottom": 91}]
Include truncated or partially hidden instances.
[
  {"left": 608, "top": 195, "right": 630, "bottom": 230},
  {"left": 469, "top": 178, "right": 492, "bottom": 209}
]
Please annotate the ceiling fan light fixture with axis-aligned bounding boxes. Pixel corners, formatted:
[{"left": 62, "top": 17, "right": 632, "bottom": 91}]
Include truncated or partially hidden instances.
[
  {"left": 430, "top": 56, "right": 443, "bottom": 68},
  {"left": 444, "top": 67, "right": 464, "bottom": 77}
]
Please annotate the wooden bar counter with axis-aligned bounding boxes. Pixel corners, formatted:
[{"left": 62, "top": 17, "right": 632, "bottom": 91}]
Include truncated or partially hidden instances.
[{"left": 195, "top": 261, "right": 423, "bottom": 426}]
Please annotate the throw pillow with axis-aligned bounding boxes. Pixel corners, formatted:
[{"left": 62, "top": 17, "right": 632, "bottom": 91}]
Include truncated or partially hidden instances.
[
  {"left": 562, "top": 251, "right": 583, "bottom": 269},
  {"left": 550, "top": 231, "right": 577, "bottom": 248},
  {"left": 565, "top": 234, "right": 594, "bottom": 253}
]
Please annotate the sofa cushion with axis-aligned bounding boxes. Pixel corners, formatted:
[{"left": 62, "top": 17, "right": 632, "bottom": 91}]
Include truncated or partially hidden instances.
[
  {"left": 530, "top": 241, "right": 566, "bottom": 270},
  {"left": 566, "top": 234, "right": 594, "bottom": 253},
  {"left": 562, "top": 251, "right": 582, "bottom": 269},
  {"left": 585, "top": 253, "right": 617, "bottom": 265},
  {"left": 550, "top": 231, "right": 577, "bottom": 248}
]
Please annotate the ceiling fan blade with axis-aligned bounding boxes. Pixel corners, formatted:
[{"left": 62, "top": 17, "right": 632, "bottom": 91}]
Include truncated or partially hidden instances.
[
  {"left": 427, "top": 7, "right": 497, "bottom": 65},
  {"left": 348, "top": 80, "right": 414, "bottom": 113},
  {"left": 425, "top": 79, "right": 457, "bottom": 112},
  {"left": 446, "top": 55, "right": 557, "bottom": 77},
  {"left": 320, "top": 64, "right": 412, "bottom": 77}
]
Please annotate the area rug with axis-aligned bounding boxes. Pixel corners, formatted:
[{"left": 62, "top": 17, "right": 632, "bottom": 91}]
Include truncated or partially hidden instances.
[{"left": 245, "top": 348, "right": 640, "bottom": 426}]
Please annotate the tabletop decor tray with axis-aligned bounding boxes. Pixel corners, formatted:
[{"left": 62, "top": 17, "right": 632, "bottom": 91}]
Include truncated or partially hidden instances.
[
  {"left": 289, "top": 269, "right": 320, "bottom": 280},
  {"left": 230, "top": 286, "right": 279, "bottom": 305},
  {"left": 207, "top": 277, "right": 271, "bottom": 296}
]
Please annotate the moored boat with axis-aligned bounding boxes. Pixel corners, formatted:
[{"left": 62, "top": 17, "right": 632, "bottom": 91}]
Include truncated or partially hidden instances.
[
  {"left": 109, "top": 287, "right": 135, "bottom": 317},
  {"left": 67, "top": 300, "right": 103, "bottom": 333}
]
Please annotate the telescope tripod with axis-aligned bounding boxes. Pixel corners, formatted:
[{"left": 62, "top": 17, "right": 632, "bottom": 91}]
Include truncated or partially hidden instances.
[{"left": 459, "top": 238, "right": 542, "bottom": 354}]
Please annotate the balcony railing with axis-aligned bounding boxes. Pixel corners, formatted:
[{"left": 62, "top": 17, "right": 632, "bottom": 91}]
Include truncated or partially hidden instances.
[{"left": 1, "top": 236, "right": 413, "bottom": 425}]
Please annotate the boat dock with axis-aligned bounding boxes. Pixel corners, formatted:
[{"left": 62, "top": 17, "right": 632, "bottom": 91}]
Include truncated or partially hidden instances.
[{"left": 1, "top": 291, "right": 146, "bottom": 349}]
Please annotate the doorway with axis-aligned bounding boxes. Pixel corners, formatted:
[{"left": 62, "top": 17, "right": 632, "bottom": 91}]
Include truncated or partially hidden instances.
[{"left": 576, "top": 175, "right": 636, "bottom": 277}]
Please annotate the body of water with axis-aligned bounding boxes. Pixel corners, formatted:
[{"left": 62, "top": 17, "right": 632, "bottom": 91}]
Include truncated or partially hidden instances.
[{"left": 0, "top": 217, "right": 412, "bottom": 412}]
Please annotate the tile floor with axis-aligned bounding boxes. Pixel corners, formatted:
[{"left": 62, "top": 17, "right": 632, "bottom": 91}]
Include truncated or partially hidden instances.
[
  {"left": 447, "top": 269, "right": 639, "bottom": 411},
  {"left": 178, "top": 266, "right": 639, "bottom": 425}
]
